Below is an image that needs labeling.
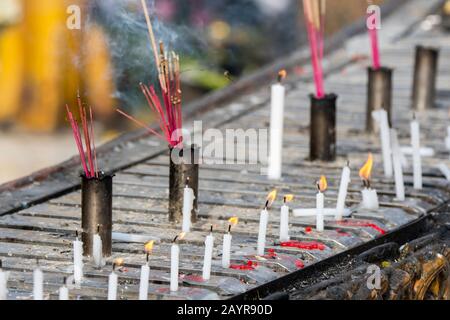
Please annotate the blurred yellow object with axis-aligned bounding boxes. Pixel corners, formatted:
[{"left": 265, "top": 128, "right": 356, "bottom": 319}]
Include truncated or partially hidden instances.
[
  {"left": 0, "top": 0, "right": 115, "bottom": 131},
  {"left": 445, "top": 1, "right": 450, "bottom": 15},
  {"left": 0, "top": 25, "right": 24, "bottom": 120},
  {"left": 83, "top": 24, "right": 115, "bottom": 119}
]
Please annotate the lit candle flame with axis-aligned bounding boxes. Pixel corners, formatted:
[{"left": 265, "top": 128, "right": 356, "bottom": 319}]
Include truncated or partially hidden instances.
[
  {"left": 359, "top": 153, "right": 373, "bottom": 185},
  {"left": 228, "top": 217, "right": 239, "bottom": 226},
  {"left": 173, "top": 232, "right": 186, "bottom": 243},
  {"left": 284, "top": 194, "right": 294, "bottom": 203},
  {"left": 318, "top": 176, "right": 327, "bottom": 192},
  {"left": 277, "top": 69, "right": 287, "bottom": 83},
  {"left": 113, "top": 258, "right": 124, "bottom": 271},
  {"left": 265, "top": 189, "right": 278, "bottom": 209},
  {"left": 144, "top": 240, "right": 155, "bottom": 254}
]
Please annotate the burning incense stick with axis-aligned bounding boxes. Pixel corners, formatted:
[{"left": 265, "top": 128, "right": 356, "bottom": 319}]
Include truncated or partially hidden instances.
[
  {"left": 302, "top": 0, "right": 326, "bottom": 98},
  {"left": 66, "top": 96, "right": 99, "bottom": 179},
  {"left": 117, "top": 0, "right": 183, "bottom": 148}
]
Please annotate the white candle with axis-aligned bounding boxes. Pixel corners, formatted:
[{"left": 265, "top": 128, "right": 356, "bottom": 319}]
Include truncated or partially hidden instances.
[
  {"left": 73, "top": 236, "right": 83, "bottom": 284},
  {"left": 257, "top": 208, "right": 269, "bottom": 256},
  {"left": 107, "top": 271, "right": 118, "bottom": 300},
  {"left": 59, "top": 285, "right": 69, "bottom": 300},
  {"left": 170, "top": 242, "right": 180, "bottom": 292},
  {"left": 0, "top": 262, "right": 9, "bottom": 300},
  {"left": 202, "top": 230, "right": 214, "bottom": 281},
  {"left": 316, "top": 192, "right": 324, "bottom": 232},
  {"left": 361, "top": 188, "right": 379, "bottom": 210},
  {"left": 372, "top": 110, "right": 393, "bottom": 178},
  {"left": 182, "top": 186, "right": 195, "bottom": 233},
  {"left": 33, "top": 267, "right": 44, "bottom": 300},
  {"left": 293, "top": 208, "right": 351, "bottom": 217},
  {"left": 139, "top": 263, "right": 150, "bottom": 300},
  {"left": 335, "top": 164, "right": 351, "bottom": 220},
  {"left": 93, "top": 233, "right": 104, "bottom": 267},
  {"left": 359, "top": 153, "right": 379, "bottom": 210},
  {"left": 279, "top": 202, "right": 290, "bottom": 242},
  {"left": 410, "top": 118, "right": 422, "bottom": 189},
  {"left": 268, "top": 82, "right": 285, "bottom": 180},
  {"left": 390, "top": 129, "right": 405, "bottom": 201},
  {"left": 446, "top": 126, "right": 450, "bottom": 151},
  {"left": 438, "top": 163, "right": 450, "bottom": 181},
  {"left": 222, "top": 233, "right": 232, "bottom": 268}
]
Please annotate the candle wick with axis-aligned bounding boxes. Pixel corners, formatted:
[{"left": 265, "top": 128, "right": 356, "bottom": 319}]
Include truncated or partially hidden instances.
[
  {"left": 228, "top": 224, "right": 231, "bottom": 233},
  {"left": 97, "top": 224, "right": 100, "bottom": 234},
  {"left": 173, "top": 235, "right": 178, "bottom": 243},
  {"left": 146, "top": 253, "right": 149, "bottom": 263},
  {"left": 0, "top": 259, "right": 2, "bottom": 269}
]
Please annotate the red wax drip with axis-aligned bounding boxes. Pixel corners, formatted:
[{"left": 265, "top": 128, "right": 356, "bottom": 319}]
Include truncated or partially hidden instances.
[
  {"left": 230, "top": 260, "right": 258, "bottom": 271},
  {"left": 262, "top": 248, "right": 277, "bottom": 259},
  {"left": 183, "top": 274, "right": 205, "bottom": 282},
  {"left": 295, "top": 260, "right": 305, "bottom": 269},
  {"left": 337, "top": 220, "right": 386, "bottom": 235},
  {"left": 336, "top": 229, "right": 351, "bottom": 237},
  {"left": 280, "top": 240, "right": 325, "bottom": 251}
]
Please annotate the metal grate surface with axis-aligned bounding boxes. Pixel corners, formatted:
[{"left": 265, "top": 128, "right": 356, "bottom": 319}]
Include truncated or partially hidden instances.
[{"left": 0, "top": 0, "right": 450, "bottom": 300}]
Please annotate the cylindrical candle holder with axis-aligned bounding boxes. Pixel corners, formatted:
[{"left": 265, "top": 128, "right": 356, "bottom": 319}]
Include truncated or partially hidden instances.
[
  {"left": 81, "top": 172, "right": 113, "bottom": 257},
  {"left": 309, "top": 93, "right": 337, "bottom": 162},
  {"left": 366, "top": 66, "right": 392, "bottom": 132},
  {"left": 412, "top": 45, "right": 439, "bottom": 111},
  {"left": 169, "top": 144, "right": 200, "bottom": 223}
]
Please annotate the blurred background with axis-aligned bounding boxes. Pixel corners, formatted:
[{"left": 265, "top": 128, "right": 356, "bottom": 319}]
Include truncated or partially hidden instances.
[{"left": 0, "top": 0, "right": 383, "bottom": 183}]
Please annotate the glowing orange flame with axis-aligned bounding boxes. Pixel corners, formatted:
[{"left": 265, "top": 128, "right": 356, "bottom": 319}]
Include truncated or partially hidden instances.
[
  {"left": 318, "top": 176, "right": 327, "bottom": 192},
  {"left": 278, "top": 69, "right": 287, "bottom": 82},
  {"left": 114, "top": 258, "right": 124, "bottom": 267},
  {"left": 173, "top": 232, "right": 186, "bottom": 242},
  {"left": 284, "top": 194, "right": 294, "bottom": 203},
  {"left": 144, "top": 240, "right": 155, "bottom": 254},
  {"left": 265, "top": 189, "right": 277, "bottom": 208},
  {"left": 228, "top": 217, "right": 239, "bottom": 226},
  {"left": 359, "top": 153, "right": 373, "bottom": 182}
]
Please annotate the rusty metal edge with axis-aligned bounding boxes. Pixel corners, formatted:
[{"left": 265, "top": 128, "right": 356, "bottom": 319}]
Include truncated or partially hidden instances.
[{"left": 229, "top": 201, "right": 446, "bottom": 300}]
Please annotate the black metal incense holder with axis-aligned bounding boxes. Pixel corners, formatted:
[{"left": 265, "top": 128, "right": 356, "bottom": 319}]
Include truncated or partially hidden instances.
[
  {"left": 169, "top": 144, "right": 200, "bottom": 222},
  {"left": 412, "top": 45, "right": 439, "bottom": 111},
  {"left": 81, "top": 172, "right": 113, "bottom": 257},
  {"left": 366, "top": 66, "right": 392, "bottom": 132},
  {"left": 309, "top": 93, "right": 337, "bottom": 162}
]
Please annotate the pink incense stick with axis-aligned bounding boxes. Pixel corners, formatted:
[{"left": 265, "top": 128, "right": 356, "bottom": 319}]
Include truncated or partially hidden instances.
[
  {"left": 66, "top": 105, "right": 90, "bottom": 178},
  {"left": 368, "top": 13, "right": 381, "bottom": 70},
  {"left": 303, "top": 0, "right": 326, "bottom": 99},
  {"left": 117, "top": 0, "right": 184, "bottom": 149},
  {"left": 306, "top": 20, "right": 325, "bottom": 98}
]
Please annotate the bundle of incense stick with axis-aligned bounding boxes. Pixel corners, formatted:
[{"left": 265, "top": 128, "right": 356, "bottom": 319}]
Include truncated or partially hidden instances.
[
  {"left": 367, "top": 7, "right": 381, "bottom": 69},
  {"left": 302, "top": 0, "right": 326, "bottom": 98},
  {"left": 117, "top": 0, "right": 183, "bottom": 148},
  {"left": 66, "top": 95, "right": 98, "bottom": 178}
]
